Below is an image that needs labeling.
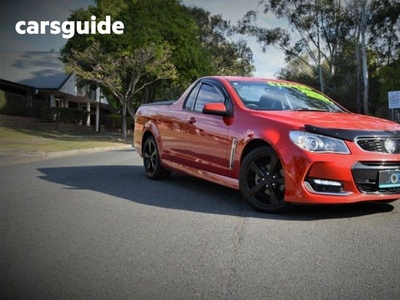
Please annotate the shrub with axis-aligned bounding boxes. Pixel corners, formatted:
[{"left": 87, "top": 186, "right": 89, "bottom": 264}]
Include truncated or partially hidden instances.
[
  {"left": 41, "top": 107, "right": 89, "bottom": 124},
  {"left": 0, "top": 91, "right": 27, "bottom": 116},
  {"left": 0, "top": 90, "right": 6, "bottom": 112},
  {"left": 0, "top": 90, "right": 42, "bottom": 118}
]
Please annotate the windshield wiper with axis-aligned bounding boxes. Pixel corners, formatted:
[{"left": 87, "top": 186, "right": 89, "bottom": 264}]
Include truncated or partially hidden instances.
[
  {"left": 293, "top": 108, "right": 347, "bottom": 113},
  {"left": 293, "top": 108, "right": 327, "bottom": 112}
]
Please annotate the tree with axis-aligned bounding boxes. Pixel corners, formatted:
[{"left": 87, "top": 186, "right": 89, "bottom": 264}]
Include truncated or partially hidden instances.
[
  {"left": 238, "top": 0, "right": 400, "bottom": 115},
  {"left": 377, "top": 55, "right": 400, "bottom": 118},
  {"left": 237, "top": 0, "right": 353, "bottom": 94},
  {"left": 64, "top": 41, "right": 176, "bottom": 139},
  {"left": 276, "top": 55, "right": 317, "bottom": 87},
  {"left": 186, "top": 6, "right": 255, "bottom": 76},
  {"left": 347, "top": 0, "right": 400, "bottom": 114},
  {"left": 368, "top": 0, "right": 400, "bottom": 65},
  {"left": 352, "top": 0, "right": 369, "bottom": 114},
  {"left": 62, "top": 0, "right": 256, "bottom": 134},
  {"left": 61, "top": 0, "right": 209, "bottom": 137}
]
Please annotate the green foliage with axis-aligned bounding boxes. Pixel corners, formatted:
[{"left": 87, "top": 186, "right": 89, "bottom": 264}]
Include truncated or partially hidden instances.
[
  {"left": 61, "top": 0, "right": 200, "bottom": 139},
  {"left": 62, "top": 0, "right": 209, "bottom": 88},
  {"left": 378, "top": 59, "right": 400, "bottom": 97},
  {"left": 0, "top": 90, "right": 42, "bottom": 118},
  {"left": 61, "top": 0, "right": 255, "bottom": 102},
  {"left": 376, "top": 58, "right": 400, "bottom": 117},
  {"left": 186, "top": 6, "right": 254, "bottom": 76},
  {"left": 239, "top": 0, "right": 400, "bottom": 116},
  {"left": 0, "top": 90, "right": 6, "bottom": 112},
  {"left": 124, "top": 0, "right": 212, "bottom": 82},
  {"left": 0, "top": 91, "right": 28, "bottom": 116},
  {"left": 41, "top": 107, "right": 89, "bottom": 124},
  {"left": 369, "top": 0, "right": 400, "bottom": 65}
]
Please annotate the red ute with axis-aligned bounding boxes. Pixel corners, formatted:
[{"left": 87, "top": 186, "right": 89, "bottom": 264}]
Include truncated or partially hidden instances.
[{"left": 134, "top": 76, "right": 400, "bottom": 213}]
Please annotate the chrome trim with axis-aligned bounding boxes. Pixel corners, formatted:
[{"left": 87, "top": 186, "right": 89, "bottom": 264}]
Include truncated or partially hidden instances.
[
  {"left": 303, "top": 182, "right": 353, "bottom": 196},
  {"left": 355, "top": 137, "right": 400, "bottom": 154},
  {"left": 229, "top": 138, "right": 238, "bottom": 169}
]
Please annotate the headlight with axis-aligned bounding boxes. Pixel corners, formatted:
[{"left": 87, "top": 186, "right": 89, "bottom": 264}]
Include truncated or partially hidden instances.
[{"left": 289, "top": 131, "right": 350, "bottom": 154}]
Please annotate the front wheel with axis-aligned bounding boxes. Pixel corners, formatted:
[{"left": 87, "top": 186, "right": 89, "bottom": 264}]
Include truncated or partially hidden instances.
[
  {"left": 239, "top": 146, "right": 289, "bottom": 213},
  {"left": 143, "top": 136, "right": 171, "bottom": 180}
]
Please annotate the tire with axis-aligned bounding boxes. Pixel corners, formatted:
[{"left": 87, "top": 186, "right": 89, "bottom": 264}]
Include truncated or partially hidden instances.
[
  {"left": 143, "top": 136, "right": 171, "bottom": 180},
  {"left": 239, "top": 146, "right": 289, "bottom": 213}
]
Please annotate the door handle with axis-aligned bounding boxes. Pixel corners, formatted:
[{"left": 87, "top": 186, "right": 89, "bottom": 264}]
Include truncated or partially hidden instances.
[{"left": 188, "top": 117, "right": 196, "bottom": 124}]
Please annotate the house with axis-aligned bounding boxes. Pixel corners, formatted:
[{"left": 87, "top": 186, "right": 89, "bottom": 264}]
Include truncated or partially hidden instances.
[{"left": 0, "top": 51, "right": 109, "bottom": 132}]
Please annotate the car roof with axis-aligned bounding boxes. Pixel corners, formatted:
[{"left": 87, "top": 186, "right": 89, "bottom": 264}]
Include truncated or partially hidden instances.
[{"left": 205, "top": 76, "right": 299, "bottom": 85}]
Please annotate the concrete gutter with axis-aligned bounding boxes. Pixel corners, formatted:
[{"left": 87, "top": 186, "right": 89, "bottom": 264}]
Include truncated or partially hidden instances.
[{"left": 0, "top": 144, "right": 133, "bottom": 167}]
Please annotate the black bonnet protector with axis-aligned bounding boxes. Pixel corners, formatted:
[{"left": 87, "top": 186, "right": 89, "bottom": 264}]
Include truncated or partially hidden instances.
[{"left": 304, "top": 124, "right": 400, "bottom": 141}]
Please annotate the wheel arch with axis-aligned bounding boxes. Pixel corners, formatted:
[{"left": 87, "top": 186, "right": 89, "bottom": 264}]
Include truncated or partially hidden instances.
[
  {"left": 142, "top": 130, "right": 155, "bottom": 152},
  {"left": 141, "top": 120, "right": 161, "bottom": 154},
  {"left": 141, "top": 132, "right": 172, "bottom": 180},
  {"left": 239, "top": 140, "right": 289, "bottom": 213},
  {"left": 240, "top": 139, "right": 273, "bottom": 164}
]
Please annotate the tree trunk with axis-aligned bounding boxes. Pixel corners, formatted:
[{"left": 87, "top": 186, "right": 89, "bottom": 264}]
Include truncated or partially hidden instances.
[
  {"left": 121, "top": 104, "right": 127, "bottom": 140},
  {"left": 360, "top": 2, "right": 369, "bottom": 115},
  {"left": 316, "top": 0, "right": 325, "bottom": 93},
  {"left": 355, "top": 29, "right": 362, "bottom": 113}
]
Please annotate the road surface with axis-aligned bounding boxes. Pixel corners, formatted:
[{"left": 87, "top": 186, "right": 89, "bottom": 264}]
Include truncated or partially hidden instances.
[{"left": 1, "top": 149, "right": 400, "bottom": 299}]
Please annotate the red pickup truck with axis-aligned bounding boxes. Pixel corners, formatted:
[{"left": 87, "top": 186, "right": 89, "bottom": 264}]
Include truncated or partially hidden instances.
[{"left": 134, "top": 76, "right": 400, "bottom": 213}]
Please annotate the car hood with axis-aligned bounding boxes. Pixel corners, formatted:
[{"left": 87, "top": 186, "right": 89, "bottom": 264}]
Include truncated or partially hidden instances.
[{"left": 257, "top": 111, "right": 400, "bottom": 139}]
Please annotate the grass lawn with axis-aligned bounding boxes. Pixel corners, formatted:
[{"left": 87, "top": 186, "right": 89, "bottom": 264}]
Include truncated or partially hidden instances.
[{"left": 0, "top": 127, "right": 131, "bottom": 153}]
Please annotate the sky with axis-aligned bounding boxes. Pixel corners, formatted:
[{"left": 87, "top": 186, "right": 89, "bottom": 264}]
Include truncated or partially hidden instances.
[{"left": 0, "top": 0, "right": 287, "bottom": 78}]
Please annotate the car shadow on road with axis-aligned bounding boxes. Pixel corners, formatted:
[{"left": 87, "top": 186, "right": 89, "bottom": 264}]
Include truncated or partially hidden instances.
[{"left": 37, "top": 164, "right": 395, "bottom": 221}]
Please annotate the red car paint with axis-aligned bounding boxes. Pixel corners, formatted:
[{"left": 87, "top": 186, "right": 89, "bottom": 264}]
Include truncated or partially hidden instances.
[{"left": 134, "top": 76, "right": 400, "bottom": 212}]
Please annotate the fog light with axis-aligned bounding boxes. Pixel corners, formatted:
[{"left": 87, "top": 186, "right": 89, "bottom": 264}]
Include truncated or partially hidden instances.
[
  {"left": 313, "top": 179, "right": 342, "bottom": 186},
  {"left": 305, "top": 178, "right": 344, "bottom": 194}
]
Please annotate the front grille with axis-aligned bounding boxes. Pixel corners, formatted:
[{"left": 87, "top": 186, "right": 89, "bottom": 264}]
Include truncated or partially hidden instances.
[
  {"left": 356, "top": 137, "right": 400, "bottom": 153},
  {"left": 352, "top": 161, "right": 400, "bottom": 194}
]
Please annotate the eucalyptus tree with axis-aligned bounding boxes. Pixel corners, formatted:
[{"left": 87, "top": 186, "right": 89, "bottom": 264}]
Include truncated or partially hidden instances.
[
  {"left": 237, "top": 0, "right": 400, "bottom": 115},
  {"left": 186, "top": 6, "right": 255, "bottom": 76},
  {"left": 368, "top": 0, "right": 400, "bottom": 65},
  {"left": 237, "top": 0, "right": 353, "bottom": 94},
  {"left": 346, "top": 0, "right": 400, "bottom": 113}
]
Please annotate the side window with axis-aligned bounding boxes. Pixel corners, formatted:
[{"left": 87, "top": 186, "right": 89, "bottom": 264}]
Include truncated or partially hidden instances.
[
  {"left": 194, "top": 83, "right": 225, "bottom": 112},
  {"left": 183, "top": 83, "right": 200, "bottom": 111}
]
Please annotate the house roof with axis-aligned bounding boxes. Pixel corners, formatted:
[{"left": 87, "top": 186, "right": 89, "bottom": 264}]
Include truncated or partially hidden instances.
[{"left": 0, "top": 52, "right": 70, "bottom": 90}]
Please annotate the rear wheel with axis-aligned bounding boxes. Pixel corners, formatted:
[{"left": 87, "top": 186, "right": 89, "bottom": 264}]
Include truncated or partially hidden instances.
[
  {"left": 239, "top": 146, "right": 289, "bottom": 213},
  {"left": 143, "top": 136, "right": 171, "bottom": 180}
]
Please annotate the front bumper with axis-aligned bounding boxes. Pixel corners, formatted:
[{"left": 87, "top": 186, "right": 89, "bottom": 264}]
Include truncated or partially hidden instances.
[
  {"left": 351, "top": 161, "right": 400, "bottom": 194},
  {"left": 282, "top": 146, "right": 400, "bottom": 204}
]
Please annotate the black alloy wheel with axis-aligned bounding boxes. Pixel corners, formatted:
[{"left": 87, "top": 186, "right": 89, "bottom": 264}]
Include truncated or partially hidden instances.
[
  {"left": 239, "top": 146, "right": 288, "bottom": 213},
  {"left": 143, "top": 136, "right": 171, "bottom": 180}
]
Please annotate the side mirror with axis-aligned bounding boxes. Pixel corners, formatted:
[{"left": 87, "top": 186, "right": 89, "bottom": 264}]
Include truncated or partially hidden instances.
[{"left": 202, "top": 102, "right": 231, "bottom": 117}]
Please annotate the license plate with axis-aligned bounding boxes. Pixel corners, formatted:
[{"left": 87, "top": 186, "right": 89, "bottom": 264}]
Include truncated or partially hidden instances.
[{"left": 379, "top": 169, "right": 400, "bottom": 188}]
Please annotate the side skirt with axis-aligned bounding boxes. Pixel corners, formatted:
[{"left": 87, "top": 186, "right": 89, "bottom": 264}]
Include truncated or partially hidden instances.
[{"left": 162, "top": 160, "right": 239, "bottom": 190}]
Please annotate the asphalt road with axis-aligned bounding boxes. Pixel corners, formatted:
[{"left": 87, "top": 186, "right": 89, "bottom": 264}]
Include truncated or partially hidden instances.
[{"left": 1, "top": 149, "right": 400, "bottom": 300}]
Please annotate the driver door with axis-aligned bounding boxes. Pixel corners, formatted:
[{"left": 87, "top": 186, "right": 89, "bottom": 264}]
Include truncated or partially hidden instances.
[{"left": 183, "top": 81, "right": 232, "bottom": 175}]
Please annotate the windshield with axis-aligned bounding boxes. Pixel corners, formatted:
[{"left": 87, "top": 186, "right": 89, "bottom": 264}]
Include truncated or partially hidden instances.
[{"left": 230, "top": 80, "right": 346, "bottom": 112}]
